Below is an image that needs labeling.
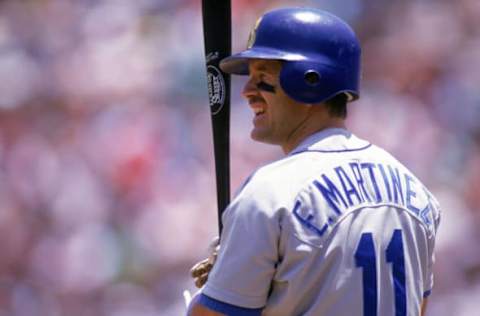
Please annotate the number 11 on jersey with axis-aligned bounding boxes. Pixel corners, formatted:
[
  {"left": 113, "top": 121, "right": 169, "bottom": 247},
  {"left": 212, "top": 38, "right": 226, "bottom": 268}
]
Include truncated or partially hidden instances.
[{"left": 355, "top": 229, "right": 406, "bottom": 316}]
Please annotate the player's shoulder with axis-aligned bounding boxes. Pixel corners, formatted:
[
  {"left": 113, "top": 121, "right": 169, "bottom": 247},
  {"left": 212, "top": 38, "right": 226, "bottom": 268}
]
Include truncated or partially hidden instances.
[
  {"left": 247, "top": 153, "right": 314, "bottom": 187},
  {"left": 233, "top": 154, "right": 314, "bottom": 207},
  {"left": 221, "top": 157, "right": 301, "bottom": 225},
  {"left": 235, "top": 132, "right": 382, "bottom": 203}
]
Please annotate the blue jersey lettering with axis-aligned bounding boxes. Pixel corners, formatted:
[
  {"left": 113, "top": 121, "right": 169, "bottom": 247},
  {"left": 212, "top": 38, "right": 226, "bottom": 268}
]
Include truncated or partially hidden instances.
[
  {"left": 350, "top": 162, "right": 372, "bottom": 203},
  {"left": 335, "top": 166, "right": 362, "bottom": 206},
  {"left": 378, "top": 164, "right": 392, "bottom": 202},
  {"left": 361, "top": 162, "right": 382, "bottom": 203},
  {"left": 388, "top": 166, "right": 405, "bottom": 206},
  {"left": 405, "top": 174, "right": 420, "bottom": 215},
  {"left": 313, "top": 175, "right": 347, "bottom": 215}
]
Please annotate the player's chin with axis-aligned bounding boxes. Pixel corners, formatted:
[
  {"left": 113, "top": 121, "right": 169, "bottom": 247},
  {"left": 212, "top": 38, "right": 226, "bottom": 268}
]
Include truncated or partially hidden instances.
[
  {"left": 250, "top": 128, "right": 275, "bottom": 144},
  {"left": 250, "top": 128, "right": 266, "bottom": 142}
]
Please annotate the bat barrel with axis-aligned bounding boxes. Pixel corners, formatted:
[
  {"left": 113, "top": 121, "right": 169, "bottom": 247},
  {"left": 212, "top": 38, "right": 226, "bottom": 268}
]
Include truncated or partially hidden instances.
[{"left": 201, "top": 0, "right": 232, "bottom": 234}]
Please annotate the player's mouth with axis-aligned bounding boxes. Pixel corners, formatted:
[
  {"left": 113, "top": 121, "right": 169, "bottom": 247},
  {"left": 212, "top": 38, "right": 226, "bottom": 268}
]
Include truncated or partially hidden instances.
[
  {"left": 252, "top": 107, "right": 266, "bottom": 116},
  {"left": 248, "top": 96, "right": 266, "bottom": 115},
  {"left": 248, "top": 96, "right": 267, "bottom": 125},
  {"left": 251, "top": 106, "right": 267, "bottom": 126}
]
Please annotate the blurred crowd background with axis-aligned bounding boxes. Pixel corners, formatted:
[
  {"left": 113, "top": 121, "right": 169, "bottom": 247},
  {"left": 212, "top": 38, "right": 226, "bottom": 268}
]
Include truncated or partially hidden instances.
[{"left": 0, "top": 0, "right": 479, "bottom": 315}]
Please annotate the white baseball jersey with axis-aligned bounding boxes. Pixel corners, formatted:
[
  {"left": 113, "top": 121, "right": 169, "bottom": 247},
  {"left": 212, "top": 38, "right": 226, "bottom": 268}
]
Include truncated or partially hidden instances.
[{"left": 202, "top": 128, "right": 441, "bottom": 316}]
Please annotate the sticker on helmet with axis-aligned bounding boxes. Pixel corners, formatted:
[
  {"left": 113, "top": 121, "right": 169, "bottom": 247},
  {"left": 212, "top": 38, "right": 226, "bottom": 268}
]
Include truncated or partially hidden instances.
[{"left": 247, "top": 17, "right": 263, "bottom": 49}]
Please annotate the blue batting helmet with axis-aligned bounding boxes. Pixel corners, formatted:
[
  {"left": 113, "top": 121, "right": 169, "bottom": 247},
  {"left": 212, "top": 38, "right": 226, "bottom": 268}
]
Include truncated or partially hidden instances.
[{"left": 220, "top": 7, "right": 361, "bottom": 104}]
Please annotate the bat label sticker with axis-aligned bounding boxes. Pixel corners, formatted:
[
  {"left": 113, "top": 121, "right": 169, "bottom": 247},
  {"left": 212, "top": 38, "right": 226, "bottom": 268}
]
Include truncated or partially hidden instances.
[{"left": 207, "top": 65, "right": 225, "bottom": 115}]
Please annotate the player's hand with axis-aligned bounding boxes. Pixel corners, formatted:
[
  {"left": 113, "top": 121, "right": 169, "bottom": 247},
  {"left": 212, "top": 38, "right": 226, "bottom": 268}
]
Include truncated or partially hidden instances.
[{"left": 190, "top": 236, "right": 220, "bottom": 288}]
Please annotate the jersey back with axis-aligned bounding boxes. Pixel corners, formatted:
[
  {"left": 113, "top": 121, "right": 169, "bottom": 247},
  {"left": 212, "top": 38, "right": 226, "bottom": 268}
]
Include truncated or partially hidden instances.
[{"left": 204, "top": 130, "right": 441, "bottom": 316}]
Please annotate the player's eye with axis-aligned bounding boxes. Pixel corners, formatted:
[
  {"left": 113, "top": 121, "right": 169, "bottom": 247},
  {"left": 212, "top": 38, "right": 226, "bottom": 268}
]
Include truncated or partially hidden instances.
[{"left": 256, "top": 81, "right": 276, "bottom": 93}]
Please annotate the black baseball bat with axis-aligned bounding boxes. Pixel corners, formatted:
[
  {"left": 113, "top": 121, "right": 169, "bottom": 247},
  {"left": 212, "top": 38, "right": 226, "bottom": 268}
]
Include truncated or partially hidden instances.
[{"left": 201, "top": 0, "right": 231, "bottom": 234}]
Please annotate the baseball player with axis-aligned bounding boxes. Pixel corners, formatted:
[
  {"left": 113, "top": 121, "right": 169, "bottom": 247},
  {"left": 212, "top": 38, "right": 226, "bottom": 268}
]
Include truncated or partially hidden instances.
[{"left": 188, "top": 7, "right": 441, "bottom": 316}]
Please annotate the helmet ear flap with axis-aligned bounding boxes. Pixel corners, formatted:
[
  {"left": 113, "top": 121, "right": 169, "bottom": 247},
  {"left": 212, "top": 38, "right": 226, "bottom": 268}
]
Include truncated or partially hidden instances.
[{"left": 279, "top": 61, "right": 340, "bottom": 104}]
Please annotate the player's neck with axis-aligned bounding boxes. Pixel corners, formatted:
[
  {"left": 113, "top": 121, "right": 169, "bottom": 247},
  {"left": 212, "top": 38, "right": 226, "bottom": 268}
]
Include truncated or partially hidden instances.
[{"left": 281, "top": 116, "right": 346, "bottom": 154}]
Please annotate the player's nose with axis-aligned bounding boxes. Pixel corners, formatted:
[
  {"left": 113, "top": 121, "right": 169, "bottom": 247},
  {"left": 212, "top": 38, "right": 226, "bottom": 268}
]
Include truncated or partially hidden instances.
[{"left": 242, "top": 77, "right": 258, "bottom": 99}]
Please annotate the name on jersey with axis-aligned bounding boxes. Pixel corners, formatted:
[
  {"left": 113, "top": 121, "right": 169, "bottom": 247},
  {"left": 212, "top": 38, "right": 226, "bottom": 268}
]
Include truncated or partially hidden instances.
[{"left": 293, "top": 161, "right": 435, "bottom": 236}]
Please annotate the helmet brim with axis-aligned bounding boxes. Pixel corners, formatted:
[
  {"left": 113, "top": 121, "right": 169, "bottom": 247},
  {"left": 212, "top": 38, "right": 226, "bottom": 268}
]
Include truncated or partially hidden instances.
[{"left": 219, "top": 47, "right": 308, "bottom": 75}]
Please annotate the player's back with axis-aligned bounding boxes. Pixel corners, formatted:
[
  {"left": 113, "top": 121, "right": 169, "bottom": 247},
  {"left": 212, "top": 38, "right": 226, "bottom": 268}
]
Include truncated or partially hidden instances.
[{"left": 261, "top": 134, "right": 440, "bottom": 316}]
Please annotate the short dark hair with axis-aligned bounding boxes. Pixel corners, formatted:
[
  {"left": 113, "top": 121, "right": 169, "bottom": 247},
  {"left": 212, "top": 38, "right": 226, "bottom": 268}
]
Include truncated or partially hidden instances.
[{"left": 324, "top": 93, "right": 348, "bottom": 118}]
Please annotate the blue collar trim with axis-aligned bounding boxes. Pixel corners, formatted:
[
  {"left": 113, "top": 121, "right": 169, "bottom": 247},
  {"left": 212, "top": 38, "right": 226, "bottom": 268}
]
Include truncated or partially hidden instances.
[{"left": 292, "top": 143, "right": 372, "bottom": 155}]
